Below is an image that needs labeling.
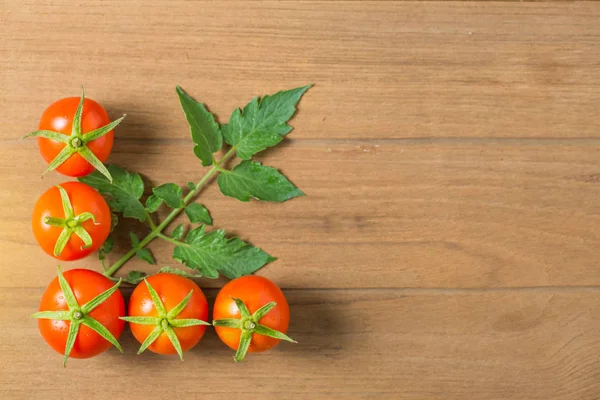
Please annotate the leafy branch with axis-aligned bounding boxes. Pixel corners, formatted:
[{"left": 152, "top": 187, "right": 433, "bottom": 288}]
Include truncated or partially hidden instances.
[{"left": 79, "top": 84, "right": 311, "bottom": 281}]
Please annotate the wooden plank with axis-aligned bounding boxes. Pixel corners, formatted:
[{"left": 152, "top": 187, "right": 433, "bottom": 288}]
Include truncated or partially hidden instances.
[
  {"left": 2, "top": 288, "right": 600, "bottom": 400},
  {"left": 1, "top": 141, "right": 598, "bottom": 289},
  {"left": 1, "top": 1, "right": 599, "bottom": 140}
]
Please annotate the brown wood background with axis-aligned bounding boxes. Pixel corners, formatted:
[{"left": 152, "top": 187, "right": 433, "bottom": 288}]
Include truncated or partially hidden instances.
[{"left": 1, "top": 1, "right": 600, "bottom": 399}]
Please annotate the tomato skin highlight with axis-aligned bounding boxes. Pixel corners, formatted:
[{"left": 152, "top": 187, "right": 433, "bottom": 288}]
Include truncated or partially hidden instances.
[
  {"left": 37, "top": 269, "right": 125, "bottom": 359},
  {"left": 128, "top": 273, "right": 209, "bottom": 355},
  {"left": 37, "top": 96, "right": 114, "bottom": 177},
  {"left": 31, "top": 182, "right": 111, "bottom": 261},
  {"left": 213, "top": 276, "right": 290, "bottom": 353}
]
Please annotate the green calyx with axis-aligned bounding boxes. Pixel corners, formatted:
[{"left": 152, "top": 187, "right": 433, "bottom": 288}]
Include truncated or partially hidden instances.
[
  {"left": 24, "top": 87, "right": 125, "bottom": 182},
  {"left": 44, "top": 185, "right": 98, "bottom": 257},
  {"left": 212, "top": 298, "right": 297, "bottom": 362},
  {"left": 31, "top": 267, "right": 123, "bottom": 367},
  {"left": 120, "top": 279, "right": 210, "bottom": 361}
]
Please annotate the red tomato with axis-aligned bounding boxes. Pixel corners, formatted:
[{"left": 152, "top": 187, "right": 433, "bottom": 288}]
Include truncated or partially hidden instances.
[
  {"left": 32, "top": 182, "right": 111, "bottom": 261},
  {"left": 213, "top": 275, "right": 291, "bottom": 354},
  {"left": 128, "top": 273, "right": 209, "bottom": 355},
  {"left": 37, "top": 269, "right": 125, "bottom": 359},
  {"left": 37, "top": 96, "right": 114, "bottom": 177}
]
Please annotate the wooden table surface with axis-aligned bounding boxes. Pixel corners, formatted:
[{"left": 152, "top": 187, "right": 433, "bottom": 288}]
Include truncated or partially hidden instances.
[{"left": 1, "top": 1, "right": 600, "bottom": 399}]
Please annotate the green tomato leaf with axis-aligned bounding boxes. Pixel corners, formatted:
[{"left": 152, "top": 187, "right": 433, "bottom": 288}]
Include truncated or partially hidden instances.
[
  {"left": 171, "top": 224, "right": 185, "bottom": 240},
  {"left": 172, "top": 226, "right": 276, "bottom": 279},
  {"left": 159, "top": 266, "right": 202, "bottom": 279},
  {"left": 136, "top": 248, "right": 155, "bottom": 265},
  {"left": 176, "top": 86, "right": 222, "bottom": 167},
  {"left": 187, "top": 182, "right": 196, "bottom": 191},
  {"left": 79, "top": 164, "right": 146, "bottom": 221},
  {"left": 153, "top": 183, "right": 184, "bottom": 209},
  {"left": 120, "top": 270, "right": 148, "bottom": 285},
  {"left": 184, "top": 203, "right": 212, "bottom": 225},
  {"left": 218, "top": 160, "right": 304, "bottom": 202},
  {"left": 117, "top": 267, "right": 201, "bottom": 283},
  {"left": 110, "top": 213, "right": 119, "bottom": 232},
  {"left": 98, "top": 235, "right": 114, "bottom": 261},
  {"left": 145, "top": 195, "right": 163, "bottom": 213},
  {"left": 222, "top": 85, "right": 311, "bottom": 159},
  {"left": 129, "top": 232, "right": 140, "bottom": 246}
]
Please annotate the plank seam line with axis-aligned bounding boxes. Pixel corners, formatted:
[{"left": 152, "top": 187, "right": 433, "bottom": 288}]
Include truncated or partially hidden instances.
[
  {"left": 117, "top": 137, "right": 600, "bottom": 145},
  {"left": 274, "top": 286, "right": 600, "bottom": 293},
  {"left": 13, "top": 136, "right": 600, "bottom": 142},
  {"left": 10, "top": 286, "right": 600, "bottom": 293},
  {"left": 10, "top": 137, "right": 600, "bottom": 146}
]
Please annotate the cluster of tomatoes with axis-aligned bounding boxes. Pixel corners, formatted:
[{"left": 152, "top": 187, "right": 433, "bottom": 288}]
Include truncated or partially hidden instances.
[
  {"left": 29, "top": 92, "right": 294, "bottom": 364},
  {"left": 40, "top": 269, "right": 291, "bottom": 363}
]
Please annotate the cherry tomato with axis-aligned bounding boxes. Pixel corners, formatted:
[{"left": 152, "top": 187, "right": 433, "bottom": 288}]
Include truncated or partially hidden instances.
[
  {"left": 213, "top": 276, "right": 291, "bottom": 354},
  {"left": 32, "top": 182, "right": 111, "bottom": 261},
  {"left": 37, "top": 269, "right": 125, "bottom": 359},
  {"left": 127, "top": 273, "right": 209, "bottom": 356},
  {"left": 37, "top": 96, "right": 114, "bottom": 177}
]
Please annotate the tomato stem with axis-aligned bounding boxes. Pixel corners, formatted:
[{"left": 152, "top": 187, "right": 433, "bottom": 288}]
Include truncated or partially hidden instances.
[
  {"left": 43, "top": 216, "right": 66, "bottom": 227},
  {"left": 46, "top": 185, "right": 97, "bottom": 256},
  {"left": 156, "top": 232, "right": 187, "bottom": 247},
  {"left": 70, "top": 137, "right": 83, "bottom": 148},
  {"left": 145, "top": 211, "right": 157, "bottom": 230},
  {"left": 103, "top": 147, "right": 238, "bottom": 278}
]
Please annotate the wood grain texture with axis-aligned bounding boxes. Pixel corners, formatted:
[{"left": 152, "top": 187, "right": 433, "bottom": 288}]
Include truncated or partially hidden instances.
[
  {"left": 1, "top": 1, "right": 600, "bottom": 140},
  {"left": 1, "top": 1, "right": 599, "bottom": 399},
  {"left": 2, "top": 141, "right": 599, "bottom": 289},
  {"left": 2, "top": 289, "right": 600, "bottom": 400}
]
